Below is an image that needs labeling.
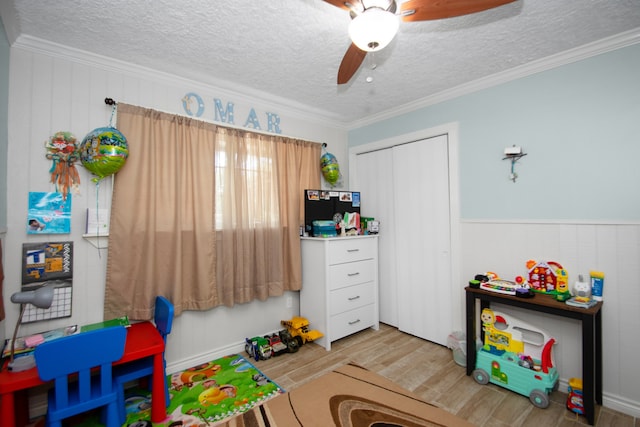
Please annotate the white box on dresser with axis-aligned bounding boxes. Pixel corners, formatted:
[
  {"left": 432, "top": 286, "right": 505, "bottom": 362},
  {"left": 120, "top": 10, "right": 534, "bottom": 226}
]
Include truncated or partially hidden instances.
[{"left": 300, "top": 235, "right": 379, "bottom": 351}]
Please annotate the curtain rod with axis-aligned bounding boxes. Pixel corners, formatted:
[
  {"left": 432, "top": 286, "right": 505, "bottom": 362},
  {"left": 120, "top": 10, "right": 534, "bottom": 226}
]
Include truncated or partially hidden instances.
[{"left": 103, "top": 98, "right": 326, "bottom": 147}]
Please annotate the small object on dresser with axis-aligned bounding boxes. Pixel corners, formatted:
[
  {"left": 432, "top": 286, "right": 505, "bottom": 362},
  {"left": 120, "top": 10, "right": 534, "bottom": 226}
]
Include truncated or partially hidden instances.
[{"left": 312, "top": 220, "right": 337, "bottom": 237}]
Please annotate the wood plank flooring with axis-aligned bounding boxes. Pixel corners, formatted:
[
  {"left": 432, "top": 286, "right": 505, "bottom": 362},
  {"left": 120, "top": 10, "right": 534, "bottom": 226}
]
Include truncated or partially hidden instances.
[{"left": 257, "top": 323, "right": 638, "bottom": 427}]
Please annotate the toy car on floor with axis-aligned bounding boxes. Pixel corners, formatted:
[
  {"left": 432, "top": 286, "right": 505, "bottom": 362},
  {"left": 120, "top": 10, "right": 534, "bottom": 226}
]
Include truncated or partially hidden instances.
[
  {"left": 245, "top": 336, "right": 273, "bottom": 361},
  {"left": 278, "top": 329, "right": 299, "bottom": 353},
  {"left": 280, "top": 316, "right": 323, "bottom": 347},
  {"left": 265, "top": 333, "right": 288, "bottom": 356}
]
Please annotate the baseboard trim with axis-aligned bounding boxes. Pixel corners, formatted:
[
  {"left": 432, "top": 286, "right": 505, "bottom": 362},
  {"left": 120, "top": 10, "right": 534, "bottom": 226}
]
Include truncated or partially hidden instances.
[{"left": 166, "top": 340, "right": 246, "bottom": 375}]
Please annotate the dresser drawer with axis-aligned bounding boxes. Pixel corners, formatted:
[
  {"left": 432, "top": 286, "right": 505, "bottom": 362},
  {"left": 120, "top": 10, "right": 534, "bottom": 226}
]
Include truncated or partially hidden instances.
[
  {"left": 330, "top": 304, "right": 376, "bottom": 341},
  {"left": 328, "top": 259, "right": 375, "bottom": 290},
  {"left": 328, "top": 238, "right": 376, "bottom": 265},
  {"left": 329, "top": 282, "right": 375, "bottom": 316}
]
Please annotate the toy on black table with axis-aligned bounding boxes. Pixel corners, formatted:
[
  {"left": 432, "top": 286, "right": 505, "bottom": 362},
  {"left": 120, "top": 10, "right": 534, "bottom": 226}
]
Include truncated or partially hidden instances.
[
  {"left": 525, "top": 259, "right": 571, "bottom": 301},
  {"left": 514, "top": 276, "right": 534, "bottom": 298}
]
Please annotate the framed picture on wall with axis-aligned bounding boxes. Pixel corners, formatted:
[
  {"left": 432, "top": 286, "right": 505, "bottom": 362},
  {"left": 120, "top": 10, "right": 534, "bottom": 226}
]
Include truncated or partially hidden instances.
[{"left": 26, "top": 192, "right": 71, "bottom": 234}]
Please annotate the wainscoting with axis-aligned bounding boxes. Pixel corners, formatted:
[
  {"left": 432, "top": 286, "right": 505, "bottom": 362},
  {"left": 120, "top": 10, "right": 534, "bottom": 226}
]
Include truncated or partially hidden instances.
[{"left": 460, "top": 220, "right": 640, "bottom": 417}]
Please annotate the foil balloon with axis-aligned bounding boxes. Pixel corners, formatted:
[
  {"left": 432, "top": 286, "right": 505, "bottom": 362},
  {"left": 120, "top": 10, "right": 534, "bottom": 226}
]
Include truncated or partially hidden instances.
[
  {"left": 320, "top": 150, "right": 341, "bottom": 187},
  {"left": 80, "top": 126, "right": 129, "bottom": 182}
]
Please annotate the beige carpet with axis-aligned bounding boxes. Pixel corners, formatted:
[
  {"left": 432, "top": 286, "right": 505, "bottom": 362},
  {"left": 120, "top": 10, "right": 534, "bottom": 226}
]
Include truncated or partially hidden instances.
[{"left": 215, "top": 363, "right": 474, "bottom": 426}]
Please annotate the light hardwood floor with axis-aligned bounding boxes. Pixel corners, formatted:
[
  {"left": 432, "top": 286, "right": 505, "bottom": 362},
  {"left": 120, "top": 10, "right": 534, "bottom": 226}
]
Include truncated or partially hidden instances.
[{"left": 258, "top": 323, "right": 638, "bottom": 427}]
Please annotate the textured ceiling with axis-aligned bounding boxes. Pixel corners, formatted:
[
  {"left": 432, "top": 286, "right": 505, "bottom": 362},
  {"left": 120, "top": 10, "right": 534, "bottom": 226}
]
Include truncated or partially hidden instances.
[{"left": 2, "top": 0, "right": 640, "bottom": 125}]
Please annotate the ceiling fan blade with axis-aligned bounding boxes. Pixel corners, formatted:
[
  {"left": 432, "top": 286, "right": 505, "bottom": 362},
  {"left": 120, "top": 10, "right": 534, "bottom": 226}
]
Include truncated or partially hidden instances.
[
  {"left": 337, "top": 43, "right": 367, "bottom": 85},
  {"left": 401, "top": 0, "right": 516, "bottom": 22},
  {"left": 322, "top": 0, "right": 358, "bottom": 13}
]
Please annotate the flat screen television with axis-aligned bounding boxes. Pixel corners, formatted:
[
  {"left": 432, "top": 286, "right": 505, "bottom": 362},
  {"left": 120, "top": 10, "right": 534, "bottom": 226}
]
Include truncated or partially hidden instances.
[{"left": 304, "top": 189, "right": 361, "bottom": 236}]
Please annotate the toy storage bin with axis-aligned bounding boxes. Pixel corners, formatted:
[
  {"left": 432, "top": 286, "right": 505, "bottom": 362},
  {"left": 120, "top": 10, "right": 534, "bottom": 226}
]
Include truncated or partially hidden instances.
[
  {"left": 447, "top": 331, "right": 467, "bottom": 367},
  {"left": 312, "top": 220, "right": 337, "bottom": 237}
]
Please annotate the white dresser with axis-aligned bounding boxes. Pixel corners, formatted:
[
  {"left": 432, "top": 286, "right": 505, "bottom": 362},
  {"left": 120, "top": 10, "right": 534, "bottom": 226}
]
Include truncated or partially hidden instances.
[{"left": 300, "top": 235, "right": 379, "bottom": 351}]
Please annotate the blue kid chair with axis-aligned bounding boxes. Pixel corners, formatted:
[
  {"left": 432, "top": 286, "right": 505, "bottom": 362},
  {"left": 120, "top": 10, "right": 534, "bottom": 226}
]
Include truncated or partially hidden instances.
[
  {"left": 113, "top": 295, "right": 174, "bottom": 424},
  {"left": 34, "top": 326, "right": 127, "bottom": 427}
]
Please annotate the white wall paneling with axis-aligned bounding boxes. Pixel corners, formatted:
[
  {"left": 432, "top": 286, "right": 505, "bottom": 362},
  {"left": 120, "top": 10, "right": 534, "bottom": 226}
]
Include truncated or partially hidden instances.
[
  {"left": 3, "top": 39, "right": 348, "bottom": 393},
  {"left": 461, "top": 220, "right": 640, "bottom": 417}
]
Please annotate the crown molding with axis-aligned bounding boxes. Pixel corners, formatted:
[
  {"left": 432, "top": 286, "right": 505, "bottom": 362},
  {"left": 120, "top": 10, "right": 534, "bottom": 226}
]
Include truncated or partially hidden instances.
[
  {"left": 349, "top": 28, "right": 640, "bottom": 129},
  {"left": 11, "top": 35, "right": 349, "bottom": 130},
  {"left": 11, "top": 28, "right": 640, "bottom": 132}
]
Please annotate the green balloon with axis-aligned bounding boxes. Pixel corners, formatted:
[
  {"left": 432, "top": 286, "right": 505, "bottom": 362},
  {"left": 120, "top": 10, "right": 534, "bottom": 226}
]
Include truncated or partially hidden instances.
[
  {"left": 80, "top": 126, "right": 129, "bottom": 182},
  {"left": 320, "top": 152, "right": 340, "bottom": 185}
]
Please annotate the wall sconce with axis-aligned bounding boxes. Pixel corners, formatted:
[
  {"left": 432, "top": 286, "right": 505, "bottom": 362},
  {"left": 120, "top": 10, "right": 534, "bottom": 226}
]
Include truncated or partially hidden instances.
[
  {"left": 503, "top": 146, "right": 527, "bottom": 183},
  {"left": 7, "top": 284, "right": 55, "bottom": 372}
]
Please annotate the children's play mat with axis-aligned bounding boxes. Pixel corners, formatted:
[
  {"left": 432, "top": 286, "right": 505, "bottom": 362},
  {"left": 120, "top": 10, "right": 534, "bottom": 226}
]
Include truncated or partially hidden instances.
[{"left": 123, "top": 354, "right": 284, "bottom": 426}]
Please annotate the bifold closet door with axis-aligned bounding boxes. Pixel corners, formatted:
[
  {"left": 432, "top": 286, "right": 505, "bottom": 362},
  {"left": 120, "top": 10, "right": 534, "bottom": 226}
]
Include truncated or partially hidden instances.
[
  {"left": 354, "top": 149, "right": 398, "bottom": 326},
  {"left": 392, "top": 135, "right": 452, "bottom": 346}
]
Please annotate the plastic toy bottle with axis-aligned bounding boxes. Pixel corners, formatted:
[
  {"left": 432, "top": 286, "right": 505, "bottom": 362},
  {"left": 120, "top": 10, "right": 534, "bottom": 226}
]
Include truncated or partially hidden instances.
[
  {"left": 572, "top": 275, "right": 591, "bottom": 303},
  {"left": 590, "top": 271, "right": 605, "bottom": 301}
]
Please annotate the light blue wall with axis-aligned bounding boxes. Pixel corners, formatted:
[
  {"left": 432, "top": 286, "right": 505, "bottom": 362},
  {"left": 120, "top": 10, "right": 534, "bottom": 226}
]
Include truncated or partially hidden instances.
[
  {"left": 0, "top": 20, "right": 8, "bottom": 229},
  {"left": 349, "top": 44, "right": 640, "bottom": 221}
]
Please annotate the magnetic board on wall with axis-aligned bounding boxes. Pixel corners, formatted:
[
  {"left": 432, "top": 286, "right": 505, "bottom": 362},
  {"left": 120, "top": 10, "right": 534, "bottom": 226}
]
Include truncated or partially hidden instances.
[
  {"left": 21, "top": 242, "right": 73, "bottom": 323},
  {"left": 304, "top": 190, "right": 361, "bottom": 236}
]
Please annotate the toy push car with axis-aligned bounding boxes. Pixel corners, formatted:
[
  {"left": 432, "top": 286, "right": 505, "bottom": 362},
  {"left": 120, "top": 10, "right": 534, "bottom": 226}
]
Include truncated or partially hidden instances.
[
  {"left": 473, "top": 309, "right": 559, "bottom": 408},
  {"left": 472, "top": 339, "right": 559, "bottom": 408}
]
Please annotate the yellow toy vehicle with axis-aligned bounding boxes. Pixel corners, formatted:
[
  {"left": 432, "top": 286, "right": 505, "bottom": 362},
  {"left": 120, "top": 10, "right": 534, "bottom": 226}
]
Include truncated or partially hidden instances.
[{"left": 280, "top": 316, "right": 323, "bottom": 347}]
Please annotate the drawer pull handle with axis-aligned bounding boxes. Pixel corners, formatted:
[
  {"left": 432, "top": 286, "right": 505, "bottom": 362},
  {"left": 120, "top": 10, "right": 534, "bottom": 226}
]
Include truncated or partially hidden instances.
[
  {"left": 347, "top": 272, "right": 360, "bottom": 277},
  {"left": 348, "top": 295, "right": 361, "bottom": 301},
  {"left": 348, "top": 319, "right": 361, "bottom": 325},
  {"left": 347, "top": 249, "right": 360, "bottom": 252}
]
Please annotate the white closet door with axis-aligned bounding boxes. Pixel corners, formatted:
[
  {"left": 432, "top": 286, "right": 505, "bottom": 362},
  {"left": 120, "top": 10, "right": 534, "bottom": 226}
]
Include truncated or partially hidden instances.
[
  {"left": 354, "top": 149, "right": 398, "bottom": 326},
  {"left": 392, "top": 135, "right": 452, "bottom": 345}
]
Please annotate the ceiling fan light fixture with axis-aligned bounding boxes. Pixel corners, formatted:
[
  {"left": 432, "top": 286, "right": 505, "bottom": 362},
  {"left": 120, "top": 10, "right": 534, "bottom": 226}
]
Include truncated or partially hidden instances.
[{"left": 348, "top": 7, "right": 399, "bottom": 52}]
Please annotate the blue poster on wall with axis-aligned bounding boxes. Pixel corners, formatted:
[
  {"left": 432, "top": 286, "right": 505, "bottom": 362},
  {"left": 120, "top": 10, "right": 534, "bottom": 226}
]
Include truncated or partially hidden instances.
[{"left": 26, "top": 192, "right": 71, "bottom": 234}]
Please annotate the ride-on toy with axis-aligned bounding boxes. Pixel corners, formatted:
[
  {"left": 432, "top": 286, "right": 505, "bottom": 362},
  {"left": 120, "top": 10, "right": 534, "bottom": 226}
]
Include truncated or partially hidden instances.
[{"left": 472, "top": 309, "right": 559, "bottom": 408}]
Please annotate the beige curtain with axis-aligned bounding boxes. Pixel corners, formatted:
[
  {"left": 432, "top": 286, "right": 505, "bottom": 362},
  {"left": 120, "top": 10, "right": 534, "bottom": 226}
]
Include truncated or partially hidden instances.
[{"left": 105, "top": 104, "right": 320, "bottom": 320}]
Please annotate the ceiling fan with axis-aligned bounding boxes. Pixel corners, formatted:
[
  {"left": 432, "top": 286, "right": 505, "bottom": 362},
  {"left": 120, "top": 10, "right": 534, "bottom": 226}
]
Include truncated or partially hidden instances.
[{"left": 323, "top": 0, "right": 517, "bottom": 84}]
